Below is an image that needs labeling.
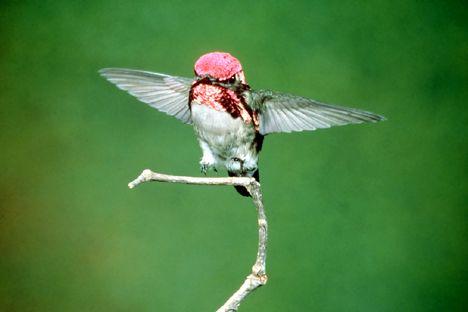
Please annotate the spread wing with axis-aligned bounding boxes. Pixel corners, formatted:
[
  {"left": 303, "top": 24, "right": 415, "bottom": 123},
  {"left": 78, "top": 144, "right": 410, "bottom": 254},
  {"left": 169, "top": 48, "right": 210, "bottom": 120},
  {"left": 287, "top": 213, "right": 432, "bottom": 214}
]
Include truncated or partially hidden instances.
[
  {"left": 250, "top": 90, "right": 385, "bottom": 135},
  {"left": 99, "top": 68, "right": 193, "bottom": 124}
]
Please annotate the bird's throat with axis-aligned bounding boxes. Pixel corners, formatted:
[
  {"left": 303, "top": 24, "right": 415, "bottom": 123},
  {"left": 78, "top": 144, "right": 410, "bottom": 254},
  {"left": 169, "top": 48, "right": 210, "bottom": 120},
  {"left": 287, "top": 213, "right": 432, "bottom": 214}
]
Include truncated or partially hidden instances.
[{"left": 190, "top": 83, "right": 258, "bottom": 129}]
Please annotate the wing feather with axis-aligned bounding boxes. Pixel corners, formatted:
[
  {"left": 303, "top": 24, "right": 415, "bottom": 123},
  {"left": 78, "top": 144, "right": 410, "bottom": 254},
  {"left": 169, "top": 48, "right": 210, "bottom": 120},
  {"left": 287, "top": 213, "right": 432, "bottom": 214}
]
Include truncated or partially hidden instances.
[
  {"left": 99, "top": 68, "right": 193, "bottom": 124},
  {"left": 250, "top": 90, "right": 385, "bottom": 134}
]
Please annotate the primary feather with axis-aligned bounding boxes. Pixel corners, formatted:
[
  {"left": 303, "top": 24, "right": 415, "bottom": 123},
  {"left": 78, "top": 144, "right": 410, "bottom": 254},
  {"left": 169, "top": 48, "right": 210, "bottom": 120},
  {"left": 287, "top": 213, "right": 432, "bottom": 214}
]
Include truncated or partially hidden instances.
[
  {"left": 249, "top": 90, "right": 385, "bottom": 135},
  {"left": 99, "top": 68, "right": 193, "bottom": 124}
]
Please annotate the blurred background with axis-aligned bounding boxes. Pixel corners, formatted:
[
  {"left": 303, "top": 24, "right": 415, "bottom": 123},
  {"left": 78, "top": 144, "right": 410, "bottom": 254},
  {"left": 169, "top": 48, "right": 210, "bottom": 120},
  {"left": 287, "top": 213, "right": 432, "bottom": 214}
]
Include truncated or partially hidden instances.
[{"left": 1, "top": 1, "right": 466, "bottom": 311}]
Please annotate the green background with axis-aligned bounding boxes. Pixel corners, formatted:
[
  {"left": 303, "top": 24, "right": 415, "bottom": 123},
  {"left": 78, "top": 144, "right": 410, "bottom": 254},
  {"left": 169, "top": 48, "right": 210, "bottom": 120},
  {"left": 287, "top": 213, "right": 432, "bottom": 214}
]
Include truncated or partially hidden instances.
[{"left": 1, "top": 1, "right": 466, "bottom": 311}]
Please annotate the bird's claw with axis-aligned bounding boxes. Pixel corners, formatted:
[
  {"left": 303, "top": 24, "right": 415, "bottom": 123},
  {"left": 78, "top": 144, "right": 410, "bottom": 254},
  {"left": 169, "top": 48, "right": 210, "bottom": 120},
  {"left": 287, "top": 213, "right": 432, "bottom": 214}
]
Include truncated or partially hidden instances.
[
  {"left": 200, "top": 162, "right": 218, "bottom": 175},
  {"left": 200, "top": 163, "right": 208, "bottom": 175}
]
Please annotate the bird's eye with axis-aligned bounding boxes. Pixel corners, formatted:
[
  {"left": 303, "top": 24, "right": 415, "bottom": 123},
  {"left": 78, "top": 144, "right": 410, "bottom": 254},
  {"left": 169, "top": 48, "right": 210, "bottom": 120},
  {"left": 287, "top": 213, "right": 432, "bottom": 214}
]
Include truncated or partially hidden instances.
[{"left": 227, "top": 76, "right": 236, "bottom": 84}]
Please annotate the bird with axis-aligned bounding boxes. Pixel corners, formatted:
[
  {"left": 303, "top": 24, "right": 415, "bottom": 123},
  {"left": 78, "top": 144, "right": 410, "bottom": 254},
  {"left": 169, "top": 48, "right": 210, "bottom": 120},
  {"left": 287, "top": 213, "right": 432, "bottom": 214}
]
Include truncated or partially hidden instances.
[{"left": 99, "top": 51, "right": 385, "bottom": 196}]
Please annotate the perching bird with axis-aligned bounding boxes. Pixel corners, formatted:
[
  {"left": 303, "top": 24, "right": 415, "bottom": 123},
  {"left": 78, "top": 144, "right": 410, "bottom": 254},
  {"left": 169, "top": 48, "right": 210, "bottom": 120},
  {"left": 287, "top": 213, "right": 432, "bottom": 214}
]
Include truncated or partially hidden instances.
[{"left": 100, "top": 52, "right": 385, "bottom": 196}]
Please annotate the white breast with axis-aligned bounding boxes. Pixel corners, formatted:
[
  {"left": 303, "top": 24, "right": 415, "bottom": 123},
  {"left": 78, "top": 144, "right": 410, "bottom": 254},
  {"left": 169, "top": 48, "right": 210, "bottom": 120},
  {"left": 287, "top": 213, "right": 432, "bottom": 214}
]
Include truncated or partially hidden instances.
[{"left": 191, "top": 102, "right": 256, "bottom": 161}]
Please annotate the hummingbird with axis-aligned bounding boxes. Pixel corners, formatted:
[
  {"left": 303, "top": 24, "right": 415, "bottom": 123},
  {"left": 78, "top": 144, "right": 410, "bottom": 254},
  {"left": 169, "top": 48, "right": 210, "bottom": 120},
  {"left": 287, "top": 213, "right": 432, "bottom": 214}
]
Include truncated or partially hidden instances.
[{"left": 100, "top": 52, "right": 384, "bottom": 196}]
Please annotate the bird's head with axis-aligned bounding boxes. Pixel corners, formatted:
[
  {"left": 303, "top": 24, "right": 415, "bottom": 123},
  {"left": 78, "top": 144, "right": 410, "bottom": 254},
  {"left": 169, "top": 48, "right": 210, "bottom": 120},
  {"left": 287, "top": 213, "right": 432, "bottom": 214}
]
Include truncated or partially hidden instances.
[{"left": 194, "top": 52, "right": 246, "bottom": 84}]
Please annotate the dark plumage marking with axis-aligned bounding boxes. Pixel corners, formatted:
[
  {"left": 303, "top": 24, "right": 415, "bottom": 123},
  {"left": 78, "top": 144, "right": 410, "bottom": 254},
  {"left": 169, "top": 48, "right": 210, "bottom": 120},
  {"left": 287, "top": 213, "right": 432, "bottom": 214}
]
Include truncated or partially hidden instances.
[{"left": 189, "top": 78, "right": 259, "bottom": 130}]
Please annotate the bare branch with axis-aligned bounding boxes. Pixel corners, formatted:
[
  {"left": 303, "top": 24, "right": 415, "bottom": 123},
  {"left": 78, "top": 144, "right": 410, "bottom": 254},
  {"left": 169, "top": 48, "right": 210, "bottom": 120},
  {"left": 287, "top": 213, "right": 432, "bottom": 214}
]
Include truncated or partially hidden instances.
[
  {"left": 128, "top": 169, "right": 255, "bottom": 189},
  {"left": 128, "top": 169, "right": 268, "bottom": 311}
]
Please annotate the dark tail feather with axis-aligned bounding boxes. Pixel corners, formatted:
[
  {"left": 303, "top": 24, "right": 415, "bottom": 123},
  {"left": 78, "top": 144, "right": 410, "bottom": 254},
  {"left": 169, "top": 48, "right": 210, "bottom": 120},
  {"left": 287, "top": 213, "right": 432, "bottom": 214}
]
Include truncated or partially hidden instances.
[{"left": 228, "top": 169, "right": 260, "bottom": 197}]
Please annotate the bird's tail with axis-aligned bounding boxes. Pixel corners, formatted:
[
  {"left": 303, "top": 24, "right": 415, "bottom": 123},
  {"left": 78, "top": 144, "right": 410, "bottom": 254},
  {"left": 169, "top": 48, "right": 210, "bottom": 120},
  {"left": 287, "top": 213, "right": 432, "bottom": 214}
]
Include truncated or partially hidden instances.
[{"left": 228, "top": 169, "right": 259, "bottom": 197}]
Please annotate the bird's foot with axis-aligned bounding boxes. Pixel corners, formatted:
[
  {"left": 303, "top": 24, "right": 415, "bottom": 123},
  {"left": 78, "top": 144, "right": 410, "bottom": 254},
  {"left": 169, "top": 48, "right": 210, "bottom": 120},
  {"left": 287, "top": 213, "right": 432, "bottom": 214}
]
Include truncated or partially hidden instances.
[
  {"left": 200, "top": 160, "right": 216, "bottom": 175},
  {"left": 200, "top": 152, "right": 217, "bottom": 175},
  {"left": 226, "top": 157, "right": 257, "bottom": 176},
  {"left": 200, "top": 164, "right": 207, "bottom": 175},
  {"left": 200, "top": 163, "right": 217, "bottom": 175}
]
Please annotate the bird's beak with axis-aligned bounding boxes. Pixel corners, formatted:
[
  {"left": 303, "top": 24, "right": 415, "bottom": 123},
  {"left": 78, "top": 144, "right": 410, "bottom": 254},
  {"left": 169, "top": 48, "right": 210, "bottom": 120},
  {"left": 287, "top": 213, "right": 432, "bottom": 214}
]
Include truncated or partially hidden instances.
[{"left": 237, "top": 71, "right": 246, "bottom": 84}]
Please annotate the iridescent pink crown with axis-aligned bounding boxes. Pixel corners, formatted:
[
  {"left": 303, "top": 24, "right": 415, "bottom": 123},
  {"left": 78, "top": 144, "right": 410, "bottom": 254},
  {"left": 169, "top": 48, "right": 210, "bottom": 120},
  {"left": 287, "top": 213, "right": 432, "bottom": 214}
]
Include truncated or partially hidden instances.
[{"left": 194, "top": 52, "right": 242, "bottom": 80}]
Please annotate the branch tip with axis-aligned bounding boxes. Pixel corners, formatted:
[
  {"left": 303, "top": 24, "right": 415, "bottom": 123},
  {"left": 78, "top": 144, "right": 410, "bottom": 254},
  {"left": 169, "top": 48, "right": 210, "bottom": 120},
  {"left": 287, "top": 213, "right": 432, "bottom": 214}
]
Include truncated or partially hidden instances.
[{"left": 127, "top": 168, "right": 268, "bottom": 312}]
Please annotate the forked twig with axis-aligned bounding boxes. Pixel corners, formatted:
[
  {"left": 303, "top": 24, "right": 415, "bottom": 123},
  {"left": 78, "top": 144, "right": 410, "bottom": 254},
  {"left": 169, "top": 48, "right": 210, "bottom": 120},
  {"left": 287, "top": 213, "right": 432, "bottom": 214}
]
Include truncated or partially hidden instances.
[{"left": 128, "top": 169, "right": 268, "bottom": 311}]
